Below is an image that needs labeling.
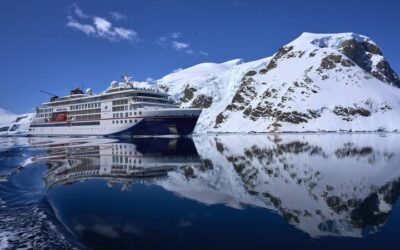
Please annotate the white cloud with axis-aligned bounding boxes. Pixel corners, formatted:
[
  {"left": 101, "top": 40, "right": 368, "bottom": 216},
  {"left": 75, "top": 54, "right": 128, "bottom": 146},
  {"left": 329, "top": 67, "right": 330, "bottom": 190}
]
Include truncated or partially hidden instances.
[
  {"left": 157, "top": 36, "right": 167, "bottom": 45},
  {"left": 66, "top": 4, "right": 137, "bottom": 42},
  {"left": 145, "top": 77, "right": 154, "bottom": 82},
  {"left": 185, "top": 49, "right": 194, "bottom": 55},
  {"left": 93, "top": 17, "right": 112, "bottom": 33},
  {"left": 66, "top": 17, "right": 95, "bottom": 35},
  {"left": 110, "top": 11, "right": 127, "bottom": 21},
  {"left": 170, "top": 32, "right": 182, "bottom": 39},
  {"left": 68, "top": 3, "right": 89, "bottom": 19},
  {"left": 172, "top": 41, "right": 190, "bottom": 50},
  {"left": 199, "top": 50, "right": 209, "bottom": 56},
  {"left": 157, "top": 32, "right": 206, "bottom": 56},
  {"left": 114, "top": 27, "right": 137, "bottom": 40}
]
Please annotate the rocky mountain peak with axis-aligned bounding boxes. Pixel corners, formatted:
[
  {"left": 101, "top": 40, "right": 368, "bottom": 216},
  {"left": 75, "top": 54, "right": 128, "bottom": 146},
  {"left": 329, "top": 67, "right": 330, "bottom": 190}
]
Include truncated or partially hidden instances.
[
  {"left": 295, "top": 32, "right": 400, "bottom": 87},
  {"left": 158, "top": 32, "right": 400, "bottom": 133}
]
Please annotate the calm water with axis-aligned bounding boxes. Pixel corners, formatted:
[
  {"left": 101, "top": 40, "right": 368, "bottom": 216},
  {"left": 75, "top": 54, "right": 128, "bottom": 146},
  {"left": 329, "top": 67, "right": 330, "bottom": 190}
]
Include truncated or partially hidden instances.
[{"left": 1, "top": 134, "right": 400, "bottom": 249}]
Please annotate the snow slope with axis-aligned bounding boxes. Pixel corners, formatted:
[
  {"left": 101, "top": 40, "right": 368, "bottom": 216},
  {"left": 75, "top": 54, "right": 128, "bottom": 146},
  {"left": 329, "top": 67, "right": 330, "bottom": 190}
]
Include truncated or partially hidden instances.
[
  {"left": 0, "top": 108, "right": 34, "bottom": 136},
  {"left": 157, "top": 32, "right": 400, "bottom": 133},
  {"left": 0, "top": 108, "right": 17, "bottom": 127}
]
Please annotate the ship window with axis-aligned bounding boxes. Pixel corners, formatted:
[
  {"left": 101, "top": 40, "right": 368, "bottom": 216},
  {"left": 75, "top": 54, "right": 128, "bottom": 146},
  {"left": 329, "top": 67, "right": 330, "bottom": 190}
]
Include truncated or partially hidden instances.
[
  {"left": 139, "top": 111, "right": 142, "bottom": 115},
  {"left": 134, "top": 119, "right": 137, "bottom": 123},
  {"left": 130, "top": 120, "right": 132, "bottom": 123},
  {"left": 125, "top": 120, "right": 127, "bottom": 123},
  {"left": 125, "top": 113, "right": 128, "bottom": 117},
  {"left": 112, "top": 121, "right": 114, "bottom": 124},
  {"left": 129, "top": 112, "right": 132, "bottom": 116},
  {"left": 120, "top": 113, "right": 123, "bottom": 117},
  {"left": 134, "top": 112, "right": 136, "bottom": 115}
]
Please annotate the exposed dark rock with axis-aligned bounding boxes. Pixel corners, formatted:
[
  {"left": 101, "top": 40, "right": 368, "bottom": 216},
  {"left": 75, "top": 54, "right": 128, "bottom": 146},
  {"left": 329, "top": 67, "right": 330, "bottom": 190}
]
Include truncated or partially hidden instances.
[
  {"left": 307, "top": 109, "right": 322, "bottom": 118},
  {"left": 338, "top": 39, "right": 400, "bottom": 87},
  {"left": 201, "top": 158, "right": 214, "bottom": 171},
  {"left": 318, "top": 54, "right": 341, "bottom": 70},
  {"left": 191, "top": 94, "right": 213, "bottom": 108},
  {"left": 333, "top": 106, "right": 371, "bottom": 121},
  {"left": 14, "top": 116, "right": 27, "bottom": 122},
  {"left": 159, "top": 85, "right": 169, "bottom": 92},
  {"left": 304, "top": 76, "right": 313, "bottom": 83},
  {"left": 214, "top": 112, "right": 227, "bottom": 128},
  {"left": 372, "top": 59, "right": 400, "bottom": 87},
  {"left": 339, "top": 39, "right": 373, "bottom": 71},
  {"left": 309, "top": 49, "right": 318, "bottom": 57},
  {"left": 341, "top": 58, "right": 355, "bottom": 67},
  {"left": 182, "top": 166, "right": 196, "bottom": 179},
  {"left": 221, "top": 76, "right": 257, "bottom": 119},
  {"left": 0, "top": 126, "right": 9, "bottom": 132},
  {"left": 245, "top": 70, "right": 257, "bottom": 77},
  {"left": 180, "top": 85, "right": 197, "bottom": 102},
  {"left": 260, "top": 46, "right": 294, "bottom": 74}
]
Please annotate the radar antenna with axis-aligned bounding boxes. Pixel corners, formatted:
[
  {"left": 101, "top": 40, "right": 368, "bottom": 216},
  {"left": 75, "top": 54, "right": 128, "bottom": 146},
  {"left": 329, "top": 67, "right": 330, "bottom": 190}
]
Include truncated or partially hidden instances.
[
  {"left": 40, "top": 90, "right": 59, "bottom": 102},
  {"left": 40, "top": 90, "right": 58, "bottom": 97},
  {"left": 122, "top": 73, "right": 133, "bottom": 83}
]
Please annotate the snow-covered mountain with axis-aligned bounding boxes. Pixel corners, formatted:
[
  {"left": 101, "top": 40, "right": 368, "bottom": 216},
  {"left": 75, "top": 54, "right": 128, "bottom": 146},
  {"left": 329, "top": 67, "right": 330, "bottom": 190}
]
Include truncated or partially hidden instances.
[
  {"left": 0, "top": 108, "right": 34, "bottom": 136},
  {"left": 157, "top": 134, "right": 400, "bottom": 238},
  {"left": 157, "top": 32, "right": 400, "bottom": 132},
  {"left": 0, "top": 108, "right": 17, "bottom": 125}
]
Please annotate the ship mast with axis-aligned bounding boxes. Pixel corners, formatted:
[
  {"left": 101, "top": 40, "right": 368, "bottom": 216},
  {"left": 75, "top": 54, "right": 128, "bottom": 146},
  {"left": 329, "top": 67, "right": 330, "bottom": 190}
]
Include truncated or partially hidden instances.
[{"left": 122, "top": 73, "right": 134, "bottom": 89}]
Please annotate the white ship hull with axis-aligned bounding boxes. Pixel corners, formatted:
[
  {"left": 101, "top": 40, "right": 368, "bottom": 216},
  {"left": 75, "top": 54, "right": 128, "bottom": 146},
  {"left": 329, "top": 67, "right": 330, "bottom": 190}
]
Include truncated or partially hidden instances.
[{"left": 29, "top": 108, "right": 201, "bottom": 137}]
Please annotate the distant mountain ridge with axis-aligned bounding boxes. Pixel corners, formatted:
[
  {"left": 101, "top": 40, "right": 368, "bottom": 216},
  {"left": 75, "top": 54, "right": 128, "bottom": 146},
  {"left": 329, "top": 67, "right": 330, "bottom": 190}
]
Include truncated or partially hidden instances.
[
  {"left": 157, "top": 32, "right": 400, "bottom": 132},
  {"left": 0, "top": 108, "right": 34, "bottom": 136}
]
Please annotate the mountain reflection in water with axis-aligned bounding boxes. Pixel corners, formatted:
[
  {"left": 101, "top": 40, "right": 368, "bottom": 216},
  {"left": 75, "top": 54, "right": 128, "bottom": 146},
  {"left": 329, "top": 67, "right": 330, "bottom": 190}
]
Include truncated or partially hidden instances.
[{"left": 28, "top": 134, "right": 400, "bottom": 249}]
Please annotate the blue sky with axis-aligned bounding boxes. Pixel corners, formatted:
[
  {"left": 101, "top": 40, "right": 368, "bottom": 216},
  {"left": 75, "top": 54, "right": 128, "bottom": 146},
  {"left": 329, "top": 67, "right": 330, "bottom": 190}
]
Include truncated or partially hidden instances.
[{"left": 1, "top": 0, "right": 399, "bottom": 113}]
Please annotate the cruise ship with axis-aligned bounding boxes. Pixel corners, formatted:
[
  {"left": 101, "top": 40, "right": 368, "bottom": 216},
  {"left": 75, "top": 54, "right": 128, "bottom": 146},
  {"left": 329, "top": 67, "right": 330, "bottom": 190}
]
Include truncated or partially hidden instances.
[{"left": 28, "top": 75, "right": 201, "bottom": 137}]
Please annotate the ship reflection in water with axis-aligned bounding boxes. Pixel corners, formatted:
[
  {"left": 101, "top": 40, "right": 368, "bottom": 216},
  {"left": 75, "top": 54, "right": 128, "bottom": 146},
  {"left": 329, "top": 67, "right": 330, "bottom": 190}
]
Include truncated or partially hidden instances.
[
  {"left": 33, "top": 137, "right": 202, "bottom": 190},
  {"left": 30, "top": 134, "right": 400, "bottom": 249}
]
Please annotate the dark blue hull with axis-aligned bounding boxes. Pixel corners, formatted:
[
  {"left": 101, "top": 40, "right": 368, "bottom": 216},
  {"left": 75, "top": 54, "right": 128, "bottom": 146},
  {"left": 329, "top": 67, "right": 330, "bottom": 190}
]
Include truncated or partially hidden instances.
[{"left": 108, "top": 117, "right": 200, "bottom": 137}]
